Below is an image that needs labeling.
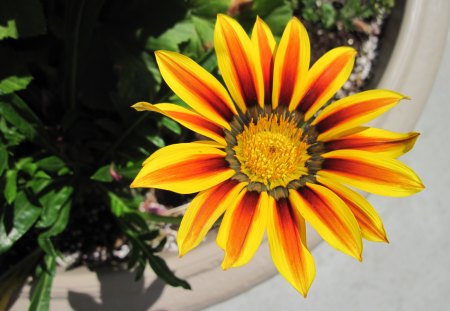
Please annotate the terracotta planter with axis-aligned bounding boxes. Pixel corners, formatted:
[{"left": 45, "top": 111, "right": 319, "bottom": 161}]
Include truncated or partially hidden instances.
[{"left": 11, "top": 0, "right": 450, "bottom": 310}]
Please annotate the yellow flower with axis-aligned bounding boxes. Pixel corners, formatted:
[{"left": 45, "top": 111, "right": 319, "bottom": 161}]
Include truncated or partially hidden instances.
[{"left": 131, "top": 15, "right": 424, "bottom": 296}]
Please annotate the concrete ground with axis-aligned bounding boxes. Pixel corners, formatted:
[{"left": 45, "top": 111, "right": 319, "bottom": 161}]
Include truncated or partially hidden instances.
[{"left": 204, "top": 22, "right": 450, "bottom": 311}]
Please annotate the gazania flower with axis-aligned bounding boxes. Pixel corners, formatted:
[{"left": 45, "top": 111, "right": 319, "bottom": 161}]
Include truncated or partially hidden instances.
[{"left": 131, "top": 14, "right": 424, "bottom": 296}]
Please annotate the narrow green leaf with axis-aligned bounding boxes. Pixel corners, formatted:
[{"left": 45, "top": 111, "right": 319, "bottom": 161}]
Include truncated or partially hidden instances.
[
  {"left": 4, "top": 169, "right": 18, "bottom": 204},
  {"left": 36, "top": 156, "right": 65, "bottom": 172},
  {"left": 0, "top": 100, "right": 37, "bottom": 140},
  {"left": 152, "top": 237, "right": 167, "bottom": 253},
  {"left": 0, "top": 76, "right": 33, "bottom": 95},
  {"left": 36, "top": 186, "right": 73, "bottom": 228},
  {"left": 90, "top": 165, "right": 113, "bottom": 182},
  {"left": 161, "top": 117, "right": 181, "bottom": 135},
  {"left": 148, "top": 254, "right": 191, "bottom": 289},
  {"left": 38, "top": 201, "right": 71, "bottom": 257},
  {"left": 108, "top": 192, "right": 130, "bottom": 217},
  {"left": 147, "top": 135, "right": 165, "bottom": 148},
  {"left": 29, "top": 254, "right": 56, "bottom": 311},
  {"left": 0, "top": 147, "right": 7, "bottom": 176},
  {"left": 139, "top": 230, "right": 160, "bottom": 241},
  {"left": 0, "top": 191, "right": 41, "bottom": 254}
]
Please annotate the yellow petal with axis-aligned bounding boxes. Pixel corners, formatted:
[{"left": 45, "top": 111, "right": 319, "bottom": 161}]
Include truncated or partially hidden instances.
[
  {"left": 251, "top": 17, "right": 276, "bottom": 105},
  {"left": 267, "top": 196, "right": 315, "bottom": 297},
  {"left": 312, "top": 90, "right": 408, "bottom": 141},
  {"left": 290, "top": 184, "right": 363, "bottom": 260},
  {"left": 133, "top": 102, "right": 226, "bottom": 145},
  {"left": 319, "top": 149, "right": 424, "bottom": 197},
  {"left": 294, "top": 47, "right": 357, "bottom": 120},
  {"left": 155, "top": 50, "right": 237, "bottom": 129},
  {"left": 272, "top": 17, "right": 310, "bottom": 109},
  {"left": 217, "top": 190, "right": 268, "bottom": 269},
  {"left": 131, "top": 142, "right": 234, "bottom": 194},
  {"left": 215, "top": 14, "right": 264, "bottom": 111},
  {"left": 177, "top": 180, "right": 246, "bottom": 256},
  {"left": 322, "top": 126, "right": 420, "bottom": 158},
  {"left": 317, "top": 176, "right": 388, "bottom": 242}
]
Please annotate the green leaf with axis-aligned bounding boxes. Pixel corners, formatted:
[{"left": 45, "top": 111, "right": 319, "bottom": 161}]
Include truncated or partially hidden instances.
[
  {"left": 0, "top": 191, "right": 42, "bottom": 254},
  {"left": 146, "top": 19, "right": 201, "bottom": 56},
  {"left": 108, "top": 192, "right": 130, "bottom": 217},
  {"left": 0, "top": 19, "right": 18, "bottom": 39},
  {"left": 29, "top": 254, "right": 56, "bottom": 311},
  {"left": 0, "top": 0, "right": 47, "bottom": 39},
  {"left": 148, "top": 254, "right": 191, "bottom": 289},
  {"left": 38, "top": 201, "right": 71, "bottom": 256},
  {"left": 117, "top": 162, "right": 140, "bottom": 180},
  {"left": 320, "top": 3, "right": 337, "bottom": 29},
  {"left": 147, "top": 134, "right": 165, "bottom": 148},
  {"left": 191, "top": 15, "right": 214, "bottom": 46},
  {"left": 36, "top": 186, "right": 73, "bottom": 228},
  {"left": 0, "top": 75, "right": 33, "bottom": 95},
  {"left": 36, "top": 156, "right": 66, "bottom": 173},
  {"left": 139, "top": 230, "right": 160, "bottom": 241},
  {"left": 0, "top": 100, "right": 37, "bottom": 140},
  {"left": 90, "top": 165, "right": 113, "bottom": 182},
  {"left": 4, "top": 169, "right": 17, "bottom": 204},
  {"left": 0, "top": 147, "right": 7, "bottom": 176},
  {"left": 188, "top": 0, "right": 230, "bottom": 18},
  {"left": 161, "top": 117, "right": 181, "bottom": 135}
]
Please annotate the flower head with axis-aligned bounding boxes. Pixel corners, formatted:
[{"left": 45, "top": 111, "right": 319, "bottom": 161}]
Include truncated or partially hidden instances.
[{"left": 131, "top": 14, "right": 424, "bottom": 296}]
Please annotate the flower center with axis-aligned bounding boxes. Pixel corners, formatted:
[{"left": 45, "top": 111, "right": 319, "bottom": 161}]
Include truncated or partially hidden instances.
[{"left": 233, "top": 114, "right": 309, "bottom": 189}]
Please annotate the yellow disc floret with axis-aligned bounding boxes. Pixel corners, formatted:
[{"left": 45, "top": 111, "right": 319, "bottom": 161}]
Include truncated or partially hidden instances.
[{"left": 234, "top": 114, "right": 309, "bottom": 189}]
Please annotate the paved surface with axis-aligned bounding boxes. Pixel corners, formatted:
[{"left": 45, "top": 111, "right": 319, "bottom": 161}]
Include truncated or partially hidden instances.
[{"left": 205, "top": 25, "right": 450, "bottom": 311}]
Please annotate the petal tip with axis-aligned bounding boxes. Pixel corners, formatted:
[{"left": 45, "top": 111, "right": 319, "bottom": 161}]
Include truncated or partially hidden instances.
[{"left": 132, "top": 102, "right": 152, "bottom": 111}]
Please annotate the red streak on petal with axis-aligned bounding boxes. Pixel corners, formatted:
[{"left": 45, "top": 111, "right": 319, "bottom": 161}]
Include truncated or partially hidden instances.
[
  {"left": 324, "top": 133, "right": 418, "bottom": 153},
  {"left": 169, "top": 111, "right": 224, "bottom": 137},
  {"left": 147, "top": 155, "right": 230, "bottom": 183},
  {"left": 187, "top": 180, "right": 239, "bottom": 240},
  {"left": 315, "top": 98, "right": 396, "bottom": 134},
  {"left": 299, "top": 187, "right": 354, "bottom": 249},
  {"left": 221, "top": 21, "right": 258, "bottom": 108},
  {"left": 343, "top": 198, "right": 385, "bottom": 241},
  {"left": 278, "top": 26, "right": 300, "bottom": 107},
  {"left": 227, "top": 191, "right": 260, "bottom": 258},
  {"left": 162, "top": 55, "right": 234, "bottom": 120},
  {"left": 275, "top": 199, "right": 305, "bottom": 278},
  {"left": 322, "top": 157, "right": 409, "bottom": 185},
  {"left": 256, "top": 24, "right": 274, "bottom": 105},
  {"left": 298, "top": 53, "right": 350, "bottom": 113}
]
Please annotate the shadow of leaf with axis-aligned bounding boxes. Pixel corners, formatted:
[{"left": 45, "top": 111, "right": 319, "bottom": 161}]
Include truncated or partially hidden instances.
[{"left": 68, "top": 268, "right": 166, "bottom": 311}]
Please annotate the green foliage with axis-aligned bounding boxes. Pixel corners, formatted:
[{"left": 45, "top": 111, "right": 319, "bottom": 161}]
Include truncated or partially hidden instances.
[
  {"left": 297, "top": 0, "right": 395, "bottom": 30},
  {"left": 0, "top": 0, "right": 297, "bottom": 309}
]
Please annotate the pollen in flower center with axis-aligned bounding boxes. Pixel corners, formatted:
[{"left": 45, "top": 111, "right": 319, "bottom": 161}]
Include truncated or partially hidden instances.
[{"left": 233, "top": 114, "right": 309, "bottom": 188}]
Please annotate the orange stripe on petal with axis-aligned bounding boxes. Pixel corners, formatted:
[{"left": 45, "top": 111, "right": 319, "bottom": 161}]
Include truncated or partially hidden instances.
[
  {"left": 215, "top": 14, "right": 264, "bottom": 111},
  {"left": 177, "top": 180, "right": 246, "bottom": 256},
  {"left": 267, "top": 197, "right": 315, "bottom": 297},
  {"left": 217, "top": 190, "right": 268, "bottom": 269},
  {"left": 313, "top": 90, "right": 407, "bottom": 141},
  {"left": 133, "top": 102, "right": 226, "bottom": 145},
  {"left": 319, "top": 150, "right": 424, "bottom": 197},
  {"left": 290, "top": 184, "right": 362, "bottom": 260},
  {"left": 295, "top": 47, "right": 357, "bottom": 119},
  {"left": 251, "top": 17, "right": 276, "bottom": 106},
  {"left": 317, "top": 176, "right": 388, "bottom": 242},
  {"left": 131, "top": 142, "right": 234, "bottom": 194},
  {"left": 272, "top": 17, "right": 310, "bottom": 109},
  {"left": 155, "top": 50, "right": 236, "bottom": 128},
  {"left": 323, "top": 126, "right": 420, "bottom": 158}
]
